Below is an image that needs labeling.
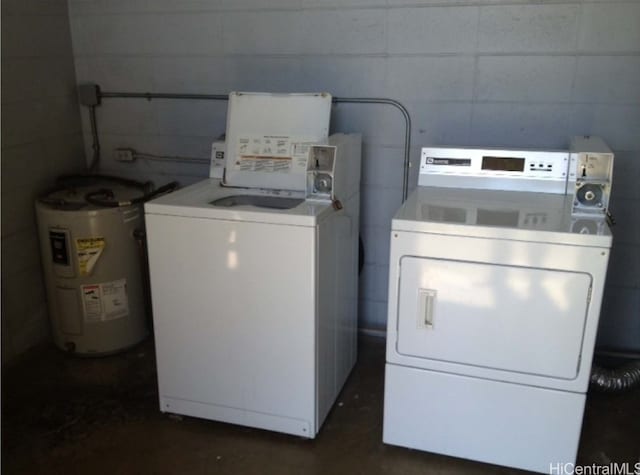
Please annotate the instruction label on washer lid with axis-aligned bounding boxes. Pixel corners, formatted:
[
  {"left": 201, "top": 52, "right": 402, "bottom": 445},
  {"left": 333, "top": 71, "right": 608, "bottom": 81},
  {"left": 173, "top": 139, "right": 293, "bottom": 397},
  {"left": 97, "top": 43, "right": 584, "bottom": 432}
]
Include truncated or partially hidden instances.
[
  {"left": 81, "top": 279, "right": 129, "bottom": 322},
  {"left": 233, "top": 135, "right": 311, "bottom": 174},
  {"left": 76, "top": 237, "right": 105, "bottom": 276}
]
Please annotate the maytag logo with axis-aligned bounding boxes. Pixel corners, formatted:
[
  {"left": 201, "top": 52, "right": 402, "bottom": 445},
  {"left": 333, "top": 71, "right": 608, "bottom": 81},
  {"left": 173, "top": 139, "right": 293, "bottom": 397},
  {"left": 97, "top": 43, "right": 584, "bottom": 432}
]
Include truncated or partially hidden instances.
[{"left": 426, "top": 157, "right": 471, "bottom": 166}]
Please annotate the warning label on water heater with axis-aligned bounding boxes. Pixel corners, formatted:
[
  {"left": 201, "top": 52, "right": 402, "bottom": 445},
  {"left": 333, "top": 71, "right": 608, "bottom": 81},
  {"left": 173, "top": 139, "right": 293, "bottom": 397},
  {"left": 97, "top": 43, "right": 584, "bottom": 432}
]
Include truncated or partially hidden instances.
[
  {"left": 81, "top": 279, "right": 129, "bottom": 322},
  {"left": 76, "top": 237, "right": 105, "bottom": 276}
]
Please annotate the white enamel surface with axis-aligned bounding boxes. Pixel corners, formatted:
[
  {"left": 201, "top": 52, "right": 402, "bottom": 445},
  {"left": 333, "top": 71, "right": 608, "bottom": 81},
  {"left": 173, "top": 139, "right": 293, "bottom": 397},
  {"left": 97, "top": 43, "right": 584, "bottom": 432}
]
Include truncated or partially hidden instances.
[
  {"left": 419, "top": 146, "right": 570, "bottom": 192},
  {"left": 36, "top": 203, "right": 148, "bottom": 354},
  {"left": 224, "top": 92, "right": 332, "bottom": 191},
  {"left": 315, "top": 193, "right": 360, "bottom": 429},
  {"left": 396, "top": 256, "right": 591, "bottom": 379},
  {"left": 145, "top": 178, "right": 333, "bottom": 226},
  {"left": 383, "top": 364, "right": 585, "bottom": 473},
  {"left": 386, "top": 229, "right": 610, "bottom": 392},
  {"left": 147, "top": 214, "right": 317, "bottom": 437},
  {"left": 384, "top": 151, "right": 613, "bottom": 470},
  {"left": 145, "top": 134, "right": 361, "bottom": 438},
  {"left": 393, "top": 187, "right": 612, "bottom": 247}
]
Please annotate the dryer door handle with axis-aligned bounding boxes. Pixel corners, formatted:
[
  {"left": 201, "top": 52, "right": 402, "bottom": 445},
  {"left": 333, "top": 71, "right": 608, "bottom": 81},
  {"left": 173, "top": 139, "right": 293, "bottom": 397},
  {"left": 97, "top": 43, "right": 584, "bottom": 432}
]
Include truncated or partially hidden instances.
[{"left": 418, "top": 288, "right": 437, "bottom": 329}]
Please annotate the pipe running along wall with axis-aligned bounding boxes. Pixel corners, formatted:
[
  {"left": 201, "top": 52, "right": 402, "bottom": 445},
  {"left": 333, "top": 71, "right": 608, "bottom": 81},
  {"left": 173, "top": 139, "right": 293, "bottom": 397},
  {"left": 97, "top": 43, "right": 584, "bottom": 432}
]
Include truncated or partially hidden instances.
[{"left": 87, "top": 86, "right": 412, "bottom": 202}]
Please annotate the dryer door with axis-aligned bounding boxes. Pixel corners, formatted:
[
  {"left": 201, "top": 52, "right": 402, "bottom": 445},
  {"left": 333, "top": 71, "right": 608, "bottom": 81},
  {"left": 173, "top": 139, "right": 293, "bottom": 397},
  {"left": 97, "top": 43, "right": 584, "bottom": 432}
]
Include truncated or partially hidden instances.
[{"left": 395, "top": 257, "right": 592, "bottom": 380}]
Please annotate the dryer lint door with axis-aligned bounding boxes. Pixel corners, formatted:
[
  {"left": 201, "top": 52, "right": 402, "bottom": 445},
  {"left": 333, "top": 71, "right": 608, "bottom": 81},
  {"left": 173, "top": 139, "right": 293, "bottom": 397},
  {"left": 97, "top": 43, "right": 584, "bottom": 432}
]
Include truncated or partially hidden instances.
[{"left": 395, "top": 257, "right": 592, "bottom": 380}]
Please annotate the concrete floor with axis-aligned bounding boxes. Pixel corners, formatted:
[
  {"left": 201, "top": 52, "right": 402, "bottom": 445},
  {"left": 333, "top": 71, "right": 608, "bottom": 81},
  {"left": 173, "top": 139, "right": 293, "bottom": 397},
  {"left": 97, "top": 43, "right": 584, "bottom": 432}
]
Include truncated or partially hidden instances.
[{"left": 2, "top": 335, "right": 639, "bottom": 474}]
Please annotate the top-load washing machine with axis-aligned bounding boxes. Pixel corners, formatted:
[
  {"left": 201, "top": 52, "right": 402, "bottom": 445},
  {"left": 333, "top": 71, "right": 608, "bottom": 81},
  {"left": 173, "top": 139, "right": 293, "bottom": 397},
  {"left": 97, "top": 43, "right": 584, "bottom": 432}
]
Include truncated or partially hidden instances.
[
  {"left": 383, "top": 137, "right": 614, "bottom": 472},
  {"left": 145, "top": 92, "right": 362, "bottom": 437}
]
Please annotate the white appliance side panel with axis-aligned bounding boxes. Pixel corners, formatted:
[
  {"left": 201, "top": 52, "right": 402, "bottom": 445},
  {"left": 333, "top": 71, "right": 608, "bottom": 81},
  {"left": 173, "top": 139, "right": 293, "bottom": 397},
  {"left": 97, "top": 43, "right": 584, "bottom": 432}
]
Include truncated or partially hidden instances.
[
  {"left": 397, "top": 257, "right": 591, "bottom": 379},
  {"left": 316, "top": 213, "right": 337, "bottom": 430},
  {"left": 337, "top": 193, "right": 359, "bottom": 386},
  {"left": 386, "top": 231, "right": 610, "bottom": 392},
  {"left": 146, "top": 214, "right": 317, "bottom": 437},
  {"left": 383, "top": 364, "right": 585, "bottom": 473},
  {"left": 315, "top": 192, "right": 359, "bottom": 431}
]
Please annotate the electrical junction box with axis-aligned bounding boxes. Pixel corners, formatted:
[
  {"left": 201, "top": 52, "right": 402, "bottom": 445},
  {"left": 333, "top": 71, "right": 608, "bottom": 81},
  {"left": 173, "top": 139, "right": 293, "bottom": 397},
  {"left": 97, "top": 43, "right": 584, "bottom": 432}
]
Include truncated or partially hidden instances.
[{"left": 78, "top": 83, "right": 101, "bottom": 107}]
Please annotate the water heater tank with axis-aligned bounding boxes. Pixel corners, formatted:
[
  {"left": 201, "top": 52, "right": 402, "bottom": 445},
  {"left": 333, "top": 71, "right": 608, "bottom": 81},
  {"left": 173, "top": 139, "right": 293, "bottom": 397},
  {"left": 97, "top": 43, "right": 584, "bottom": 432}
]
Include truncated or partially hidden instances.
[{"left": 36, "top": 177, "right": 151, "bottom": 355}]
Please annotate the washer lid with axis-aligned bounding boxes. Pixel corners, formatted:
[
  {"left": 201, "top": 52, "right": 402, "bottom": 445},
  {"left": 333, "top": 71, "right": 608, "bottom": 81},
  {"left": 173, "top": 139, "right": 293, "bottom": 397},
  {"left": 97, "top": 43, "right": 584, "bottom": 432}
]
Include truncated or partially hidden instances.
[
  {"left": 223, "top": 91, "right": 332, "bottom": 192},
  {"left": 393, "top": 187, "right": 612, "bottom": 247}
]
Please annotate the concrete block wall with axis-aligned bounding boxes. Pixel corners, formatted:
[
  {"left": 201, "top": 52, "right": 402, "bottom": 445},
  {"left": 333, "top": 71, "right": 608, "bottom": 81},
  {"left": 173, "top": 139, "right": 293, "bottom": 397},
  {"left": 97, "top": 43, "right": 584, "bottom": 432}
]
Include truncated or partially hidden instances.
[
  {"left": 68, "top": 0, "right": 640, "bottom": 350},
  {"left": 1, "top": 0, "right": 86, "bottom": 362}
]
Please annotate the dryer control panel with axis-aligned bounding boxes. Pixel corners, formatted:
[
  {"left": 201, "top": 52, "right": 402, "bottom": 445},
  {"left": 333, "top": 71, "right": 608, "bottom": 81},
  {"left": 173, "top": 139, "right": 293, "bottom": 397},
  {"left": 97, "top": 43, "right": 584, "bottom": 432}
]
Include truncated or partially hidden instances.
[
  {"left": 419, "top": 147, "right": 570, "bottom": 194},
  {"left": 421, "top": 148, "right": 569, "bottom": 180},
  {"left": 419, "top": 137, "right": 614, "bottom": 218}
]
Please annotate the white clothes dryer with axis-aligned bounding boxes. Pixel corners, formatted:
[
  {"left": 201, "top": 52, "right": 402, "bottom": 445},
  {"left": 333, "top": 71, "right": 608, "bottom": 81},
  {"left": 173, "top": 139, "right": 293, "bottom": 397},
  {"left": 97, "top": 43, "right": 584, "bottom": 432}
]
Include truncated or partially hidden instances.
[{"left": 383, "top": 140, "right": 613, "bottom": 472}]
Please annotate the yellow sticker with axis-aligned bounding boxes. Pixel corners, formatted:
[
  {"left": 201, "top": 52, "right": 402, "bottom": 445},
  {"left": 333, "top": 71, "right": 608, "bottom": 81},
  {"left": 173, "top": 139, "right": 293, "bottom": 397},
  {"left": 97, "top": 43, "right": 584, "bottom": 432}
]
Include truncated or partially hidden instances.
[{"left": 76, "top": 237, "right": 106, "bottom": 276}]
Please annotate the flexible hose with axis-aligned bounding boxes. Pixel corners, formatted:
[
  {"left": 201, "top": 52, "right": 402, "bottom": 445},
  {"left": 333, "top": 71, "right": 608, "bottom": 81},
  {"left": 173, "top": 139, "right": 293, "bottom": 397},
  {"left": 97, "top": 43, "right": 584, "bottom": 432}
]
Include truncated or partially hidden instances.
[
  {"left": 37, "top": 175, "right": 148, "bottom": 207},
  {"left": 590, "top": 360, "right": 640, "bottom": 393},
  {"left": 88, "top": 105, "right": 101, "bottom": 172},
  {"left": 56, "top": 174, "right": 153, "bottom": 190},
  {"left": 133, "top": 229, "right": 153, "bottom": 328},
  {"left": 37, "top": 174, "right": 176, "bottom": 208},
  {"left": 84, "top": 181, "right": 179, "bottom": 208}
]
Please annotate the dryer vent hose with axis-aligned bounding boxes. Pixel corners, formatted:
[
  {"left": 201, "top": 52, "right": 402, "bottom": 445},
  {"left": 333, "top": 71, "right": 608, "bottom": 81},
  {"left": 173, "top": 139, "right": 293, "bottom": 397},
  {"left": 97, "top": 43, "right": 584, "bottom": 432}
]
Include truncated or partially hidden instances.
[{"left": 590, "top": 360, "right": 640, "bottom": 393}]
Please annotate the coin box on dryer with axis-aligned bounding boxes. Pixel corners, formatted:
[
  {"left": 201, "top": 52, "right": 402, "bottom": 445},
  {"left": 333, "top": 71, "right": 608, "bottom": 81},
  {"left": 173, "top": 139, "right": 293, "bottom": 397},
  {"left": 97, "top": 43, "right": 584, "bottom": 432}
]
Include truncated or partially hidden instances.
[{"left": 569, "top": 136, "right": 614, "bottom": 216}]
